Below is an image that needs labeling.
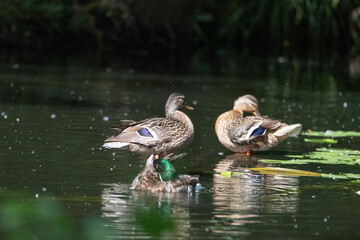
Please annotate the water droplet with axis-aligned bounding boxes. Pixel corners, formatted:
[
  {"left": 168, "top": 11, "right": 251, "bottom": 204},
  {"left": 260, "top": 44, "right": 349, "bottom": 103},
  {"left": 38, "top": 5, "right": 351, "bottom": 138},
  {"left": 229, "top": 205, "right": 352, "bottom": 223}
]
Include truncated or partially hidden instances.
[
  {"left": 35, "top": 194, "right": 39, "bottom": 198},
  {"left": 51, "top": 114, "right": 56, "bottom": 119},
  {"left": 192, "top": 100, "right": 198, "bottom": 105},
  {"left": 42, "top": 187, "right": 47, "bottom": 192},
  {"left": 343, "top": 102, "right": 348, "bottom": 108},
  {"left": 218, "top": 152, "right": 224, "bottom": 156},
  {"left": 103, "top": 116, "right": 109, "bottom": 121}
]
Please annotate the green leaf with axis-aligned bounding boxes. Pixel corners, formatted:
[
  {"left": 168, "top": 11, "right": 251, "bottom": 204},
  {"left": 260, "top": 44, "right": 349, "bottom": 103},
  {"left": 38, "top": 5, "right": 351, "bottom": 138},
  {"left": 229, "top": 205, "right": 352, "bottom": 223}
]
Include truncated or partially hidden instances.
[
  {"left": 260, "top": 148, "right": 360, "bottom": 165},
  {"left": 196, "top": 13, "right": 214, "bottom": 22},
  {"left": 249, "top": 167, "right": 321, "bottom": 177},
  {"left": 304, "top": 138, "right": 337, "bottom": 144},
  {"left": 302, "top": 130, "right": 360, "bottom": 137}
]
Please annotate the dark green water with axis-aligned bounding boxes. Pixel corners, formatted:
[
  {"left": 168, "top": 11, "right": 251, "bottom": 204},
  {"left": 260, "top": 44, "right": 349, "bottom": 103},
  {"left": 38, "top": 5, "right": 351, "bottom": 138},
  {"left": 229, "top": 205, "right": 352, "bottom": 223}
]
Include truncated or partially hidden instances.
[{"left": 0, "top": 57, "right": 360, "bottom": 239}]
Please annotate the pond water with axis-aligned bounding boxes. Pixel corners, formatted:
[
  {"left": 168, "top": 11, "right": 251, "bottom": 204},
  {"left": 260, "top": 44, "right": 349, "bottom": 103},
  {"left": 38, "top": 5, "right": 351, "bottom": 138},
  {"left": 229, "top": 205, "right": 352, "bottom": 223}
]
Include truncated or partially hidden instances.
[{"left": 0, "top": 55, "right": 360, "bottom": 239}]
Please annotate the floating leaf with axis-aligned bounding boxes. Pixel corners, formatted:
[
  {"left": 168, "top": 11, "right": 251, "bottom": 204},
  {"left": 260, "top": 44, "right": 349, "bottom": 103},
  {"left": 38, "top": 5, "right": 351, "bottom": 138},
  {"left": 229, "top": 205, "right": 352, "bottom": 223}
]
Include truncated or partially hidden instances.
[
  {"left": 220, "top": 171, "right": 232, "bottom": 177},
  {"left": 219, "top": 171, "right": 242, "bottom": 177},
  {"left": 260, "top": 148, "right": 360, "bottom": 165},
  {"left": 249, "top": 167, "right": 321, "bottom": 177},
  {"left": 321, "top": 173, "right": 360, "bottom": 180},
  {"left": 302, "top": 130, "right": 360, "bottom": 137},
  {"left": 304, "top": 138, "right": 337, "bottom": 144}
]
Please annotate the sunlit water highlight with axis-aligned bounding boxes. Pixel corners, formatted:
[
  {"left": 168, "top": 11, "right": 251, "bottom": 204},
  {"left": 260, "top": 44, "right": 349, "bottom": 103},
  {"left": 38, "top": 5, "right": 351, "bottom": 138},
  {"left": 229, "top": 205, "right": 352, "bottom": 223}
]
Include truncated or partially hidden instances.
[{"left": 0, "top": 60, "right": 360, "bottom": 239}]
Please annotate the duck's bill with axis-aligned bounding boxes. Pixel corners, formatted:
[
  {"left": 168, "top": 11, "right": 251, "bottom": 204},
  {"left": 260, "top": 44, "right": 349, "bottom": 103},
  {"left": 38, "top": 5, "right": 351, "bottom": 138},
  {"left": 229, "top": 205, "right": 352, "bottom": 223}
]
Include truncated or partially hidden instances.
[
  {"left": 253, "top": 109, "right": 261, "bottom": 117},
  {"left": 185, "top": 105, "right": 194, "bottom": 110}
]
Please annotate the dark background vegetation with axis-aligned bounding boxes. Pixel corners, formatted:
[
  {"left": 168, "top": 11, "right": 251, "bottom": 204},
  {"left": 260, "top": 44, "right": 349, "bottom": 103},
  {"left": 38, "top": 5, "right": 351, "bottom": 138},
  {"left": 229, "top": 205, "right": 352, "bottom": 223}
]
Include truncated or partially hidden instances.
[{"left": 1, "top": 0, "right": 359, "bottom": 58}]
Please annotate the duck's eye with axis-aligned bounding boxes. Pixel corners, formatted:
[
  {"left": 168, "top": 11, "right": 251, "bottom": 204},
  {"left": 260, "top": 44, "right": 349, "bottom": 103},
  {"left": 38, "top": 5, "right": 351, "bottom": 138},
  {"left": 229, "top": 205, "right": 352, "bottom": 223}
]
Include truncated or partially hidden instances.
[
  {"left": 251, "top": 127, "right": 266, "bottom": 137},
  {"left": 137, "top": 128, "right": 153, "bottom": 137}
]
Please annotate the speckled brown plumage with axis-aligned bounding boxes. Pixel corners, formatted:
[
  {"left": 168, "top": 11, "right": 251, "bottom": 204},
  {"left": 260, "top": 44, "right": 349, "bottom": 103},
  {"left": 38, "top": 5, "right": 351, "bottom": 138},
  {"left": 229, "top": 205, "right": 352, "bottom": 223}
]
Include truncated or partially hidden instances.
[
  {"left": 215, "top": 95, "right": 302, "bottom": 153},
  {"left": 103, "top": 93, "right": 194, "bottom": 157}
]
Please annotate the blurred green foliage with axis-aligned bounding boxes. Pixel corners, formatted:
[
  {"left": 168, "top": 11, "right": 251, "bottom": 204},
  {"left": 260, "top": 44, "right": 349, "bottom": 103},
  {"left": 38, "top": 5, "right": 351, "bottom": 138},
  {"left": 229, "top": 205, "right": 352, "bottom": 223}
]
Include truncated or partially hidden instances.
[
  {"left": 0, "top": 196, "right": 111, "bottom": 240},
  {"left": 0, "top": 0, "right": 359, "bottom": 53}
]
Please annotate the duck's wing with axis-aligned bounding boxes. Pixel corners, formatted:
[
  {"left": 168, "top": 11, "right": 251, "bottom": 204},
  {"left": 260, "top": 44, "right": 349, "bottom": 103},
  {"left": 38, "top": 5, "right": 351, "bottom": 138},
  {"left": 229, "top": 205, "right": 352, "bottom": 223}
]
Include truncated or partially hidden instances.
[
  {"left": 228, "top": 117, "right": 282, "bottom": 143},
  {"left": 104, "top": 117, "right": 182, "bottom": 148},
  {"left": 110, "top": 120, "right": 137, "bottom": 130}
]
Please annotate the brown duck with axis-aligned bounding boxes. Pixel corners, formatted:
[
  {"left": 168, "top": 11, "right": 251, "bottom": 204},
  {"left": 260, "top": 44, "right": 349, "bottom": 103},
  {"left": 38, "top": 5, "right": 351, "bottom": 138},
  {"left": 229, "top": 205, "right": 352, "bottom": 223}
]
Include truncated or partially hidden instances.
[
  {"left": 103, "top": 93, "right": 194, "bottom": 157},
  {"left": 215, "top": 95, "right": 302, "bottom": 154}
]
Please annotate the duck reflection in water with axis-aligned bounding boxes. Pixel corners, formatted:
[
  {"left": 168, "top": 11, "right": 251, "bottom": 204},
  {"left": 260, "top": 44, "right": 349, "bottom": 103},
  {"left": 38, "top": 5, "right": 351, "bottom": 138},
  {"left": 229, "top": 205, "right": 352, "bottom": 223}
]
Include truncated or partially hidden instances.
[
  {"left": 131, "top": 154, "right": 201, "bottom": 193},
  {"left": 101, "top": 181, "right": 199, "bottom": 239},
  {"left": 212, "top": 153, "right": 299, "bottom": 229}
]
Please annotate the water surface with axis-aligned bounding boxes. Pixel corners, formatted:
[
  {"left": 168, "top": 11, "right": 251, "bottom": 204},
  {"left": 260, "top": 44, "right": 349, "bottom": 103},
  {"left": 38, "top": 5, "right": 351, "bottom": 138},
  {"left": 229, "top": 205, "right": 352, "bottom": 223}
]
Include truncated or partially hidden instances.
[{"left": 0, "top": 57, "right": 359, "bottom": 239}]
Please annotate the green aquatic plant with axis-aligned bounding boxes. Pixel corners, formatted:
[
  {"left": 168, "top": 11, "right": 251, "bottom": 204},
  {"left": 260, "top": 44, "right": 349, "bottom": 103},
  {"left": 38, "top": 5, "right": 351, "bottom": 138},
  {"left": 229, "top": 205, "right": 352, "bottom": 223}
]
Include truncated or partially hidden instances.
[
  {"left": 0, "top": 196, "right": 112, "bottom": 240},
  {"left": 260, "top": 148, "right": 360, "bottom": 165},
  {"left": 303, "top": 130, "right": 360, "bottom": 137},
  {"left": 249, "top": 167, "right": 321, "bottom": 177},
  {"left": 253, "top": 148, "right": 360, "bottom": 181},
  {"left": 217, "top": 167, "right": 360, "bottom": 181},
  {"left": 304, "top": 138, "right": 337, "bottom": 144},
  {"left": 321, "top": 173, "right": 360, "bottom": 180}
]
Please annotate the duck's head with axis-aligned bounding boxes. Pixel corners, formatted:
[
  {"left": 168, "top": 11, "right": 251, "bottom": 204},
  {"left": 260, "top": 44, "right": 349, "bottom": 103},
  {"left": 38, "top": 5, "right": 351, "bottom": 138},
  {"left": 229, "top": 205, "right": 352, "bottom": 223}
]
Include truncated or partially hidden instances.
[
  {"left": 233, "top": 94, "right": 261, "bottom": 117},
  {"left": 165, "top": 93, "right": 194, "bottom": 115},
  {"left": 154, "top": 158, "right": 175, "bottom": 181}
]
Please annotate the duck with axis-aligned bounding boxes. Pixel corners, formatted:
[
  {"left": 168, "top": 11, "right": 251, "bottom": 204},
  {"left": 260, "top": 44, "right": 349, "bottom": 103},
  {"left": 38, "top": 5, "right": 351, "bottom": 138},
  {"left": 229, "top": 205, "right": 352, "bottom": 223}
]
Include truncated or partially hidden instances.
[
  {"left": 215, "top": 94, "right": 302, "bottom": 154},
  {"left": 103, "top": 93, "right": 194, "bottom": 158},
  {"left": 131, "top": 154, "right": 200, "bottom": 193}
]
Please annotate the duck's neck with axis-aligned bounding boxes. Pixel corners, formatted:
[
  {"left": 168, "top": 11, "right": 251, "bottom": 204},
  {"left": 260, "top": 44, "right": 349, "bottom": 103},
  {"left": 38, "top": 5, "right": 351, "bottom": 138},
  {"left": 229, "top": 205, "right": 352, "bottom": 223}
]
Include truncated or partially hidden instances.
[
  {"left": 232, "top": 108, "right": 244, "bottom": 116},
  {"left": 167, "top": 110, "right": 194, "bottom": 131}
]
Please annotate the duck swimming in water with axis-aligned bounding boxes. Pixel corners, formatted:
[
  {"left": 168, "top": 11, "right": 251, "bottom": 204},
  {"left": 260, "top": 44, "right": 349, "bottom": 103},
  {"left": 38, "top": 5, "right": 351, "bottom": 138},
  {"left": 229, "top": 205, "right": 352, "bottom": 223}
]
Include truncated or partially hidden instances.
[
  {"left": 131, "top": 154, "right": 200, "bottom": 193},
  {"left": 215, "top": 94, "right": 302, "bottom": 154},
  {"left": 103, "top": 93, "right": 194, "bottom": 158}
]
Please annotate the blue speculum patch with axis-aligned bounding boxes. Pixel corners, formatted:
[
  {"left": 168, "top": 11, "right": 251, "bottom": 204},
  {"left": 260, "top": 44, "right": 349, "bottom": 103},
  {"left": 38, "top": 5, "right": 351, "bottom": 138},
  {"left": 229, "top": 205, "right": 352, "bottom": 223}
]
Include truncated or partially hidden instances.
[
  {"left": 137, "top": 128, "right": 153, "bottom": 137},
  {"left": 251, "top": 127, "right": 266, "bottom": 137}
]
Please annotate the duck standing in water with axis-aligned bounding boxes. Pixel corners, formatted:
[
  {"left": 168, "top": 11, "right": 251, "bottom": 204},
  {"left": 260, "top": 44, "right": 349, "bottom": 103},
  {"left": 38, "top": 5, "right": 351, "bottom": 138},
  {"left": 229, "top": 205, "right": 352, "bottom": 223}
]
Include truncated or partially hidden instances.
[
  {"left": 215, "top": 95, "right": 302, "bottom": 154},
  {"left": 131, "top": 154, "right": 200, "bottom": 193},
  {"left": 103, "top": 93, "right": 194, "bottom": 158}
]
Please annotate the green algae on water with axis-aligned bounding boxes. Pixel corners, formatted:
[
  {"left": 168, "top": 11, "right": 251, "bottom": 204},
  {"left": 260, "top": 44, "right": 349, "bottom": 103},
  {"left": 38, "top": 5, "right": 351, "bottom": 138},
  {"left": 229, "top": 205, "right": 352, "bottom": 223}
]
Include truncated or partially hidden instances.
[
  {"left": 304, "top": 138, "right": 337, "bottom": 144},
  {"left": 302, "top": 130, "right": 360, "bottom": 137},
  {"left": 260, "top": 148, "right": 360, "bottom": 165}
]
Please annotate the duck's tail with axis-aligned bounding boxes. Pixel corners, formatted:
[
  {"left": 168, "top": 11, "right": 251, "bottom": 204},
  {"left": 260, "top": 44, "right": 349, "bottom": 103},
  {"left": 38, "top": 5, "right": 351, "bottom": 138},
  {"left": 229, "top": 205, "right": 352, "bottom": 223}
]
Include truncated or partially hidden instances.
[
  {"left": 274, "top": 123, "right": 302, "bottom": 139},
  {"left": 102, "top": 142, "right": 129, "bottom": 149}
]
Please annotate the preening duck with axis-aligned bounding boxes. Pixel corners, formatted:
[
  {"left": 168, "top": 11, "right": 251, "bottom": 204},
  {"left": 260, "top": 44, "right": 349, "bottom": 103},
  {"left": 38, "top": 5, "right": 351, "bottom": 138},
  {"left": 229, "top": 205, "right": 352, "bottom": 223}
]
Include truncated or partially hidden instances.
[
  {"left": 131, "top": 154, "right": 200, "bottom": 193},
  {"left": 215, "top": 95, "right": 302, "bottom": 154}
]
